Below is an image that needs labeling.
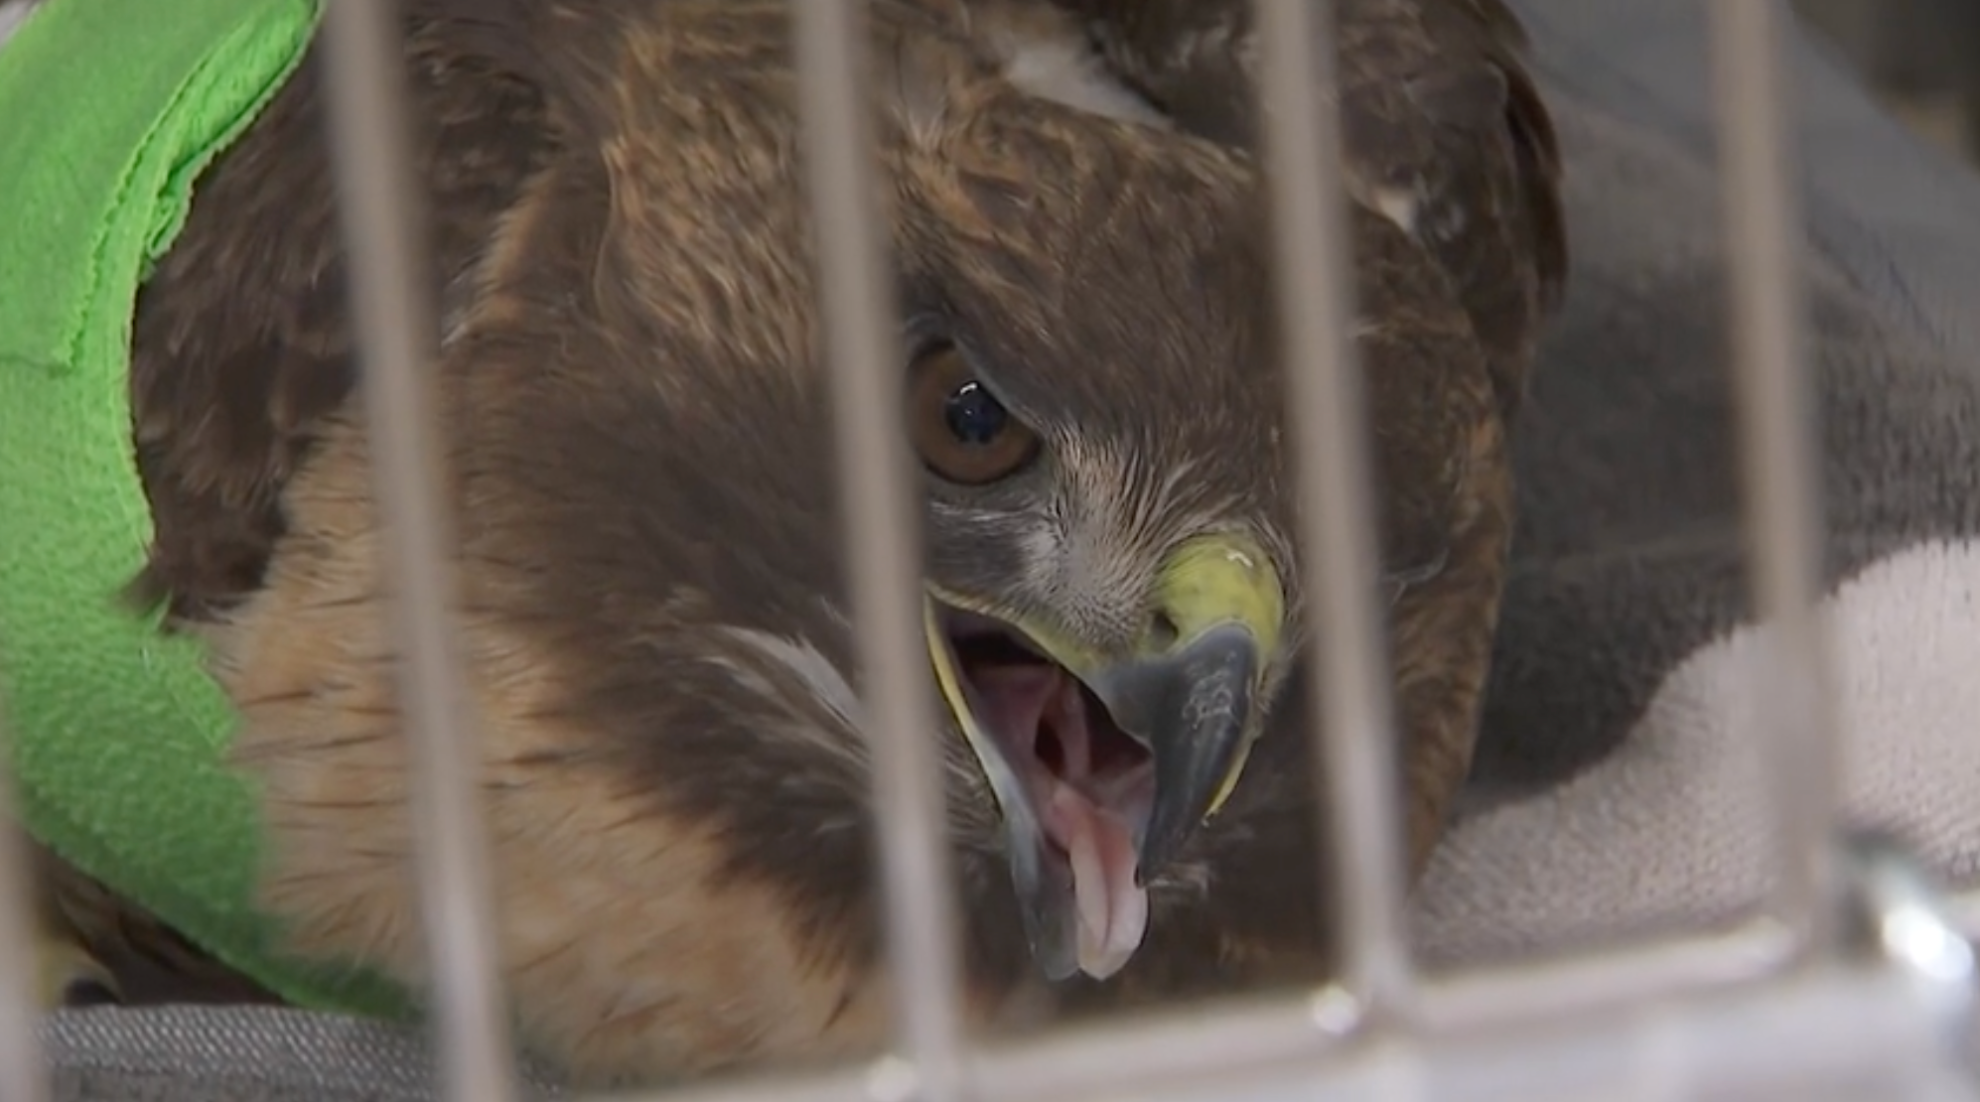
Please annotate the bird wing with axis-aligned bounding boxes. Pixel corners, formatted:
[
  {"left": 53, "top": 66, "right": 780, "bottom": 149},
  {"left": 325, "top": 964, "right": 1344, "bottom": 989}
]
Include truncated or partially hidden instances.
[{"left": 129, "top": 6, "right": 554, "bottom": 626}]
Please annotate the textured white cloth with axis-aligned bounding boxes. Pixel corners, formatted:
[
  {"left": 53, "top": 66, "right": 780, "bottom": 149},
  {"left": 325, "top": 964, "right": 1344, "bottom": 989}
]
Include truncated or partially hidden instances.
[{"left": 1416, "top": 540, "right": 1980, "bottom": 965}]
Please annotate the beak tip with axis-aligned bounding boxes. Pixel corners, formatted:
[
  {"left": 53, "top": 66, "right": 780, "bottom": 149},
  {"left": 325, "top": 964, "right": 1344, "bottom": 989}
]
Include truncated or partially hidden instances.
[
  {"left": 1132, "top": 811, "right": 1191, "bottom": 889},
  {"left": 1127, "top": 622, "right": 1260, "bottom": 887}
]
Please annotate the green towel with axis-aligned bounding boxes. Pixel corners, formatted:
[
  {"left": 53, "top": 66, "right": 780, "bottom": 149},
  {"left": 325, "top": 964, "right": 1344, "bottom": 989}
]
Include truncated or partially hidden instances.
[{"left": 0, "top": 0, "right": 408, "bottom": 1019}]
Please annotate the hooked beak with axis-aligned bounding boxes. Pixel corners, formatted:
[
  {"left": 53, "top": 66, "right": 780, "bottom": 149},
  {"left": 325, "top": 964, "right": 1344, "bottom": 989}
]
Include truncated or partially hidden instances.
[
  {"left": 925, "top": 532, "right": 1284, "bottom": 981},
  {"left": 1085, "top": 620, "right": 1264, "bottom": 880}
]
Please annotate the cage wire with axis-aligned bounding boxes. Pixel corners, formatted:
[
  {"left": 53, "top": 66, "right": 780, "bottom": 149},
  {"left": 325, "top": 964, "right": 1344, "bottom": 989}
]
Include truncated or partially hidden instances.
[{"left": 4, "top": 0, "right": 1980, "bottom": 1100}]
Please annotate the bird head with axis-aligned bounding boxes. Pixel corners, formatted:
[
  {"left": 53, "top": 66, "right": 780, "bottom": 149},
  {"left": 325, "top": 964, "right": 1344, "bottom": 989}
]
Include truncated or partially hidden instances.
[
  {"left": 902, "top": 313, "right": 1293, "bottom": 986},
  {"left": 506, "top": 4, "right": 1300, "bottom": 991}
]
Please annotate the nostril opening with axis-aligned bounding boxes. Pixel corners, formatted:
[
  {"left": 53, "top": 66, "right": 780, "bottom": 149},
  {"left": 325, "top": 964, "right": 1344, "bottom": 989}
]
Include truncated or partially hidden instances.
[{"left": 1148, "top": 611, "right": 1180, "bottom": 649}]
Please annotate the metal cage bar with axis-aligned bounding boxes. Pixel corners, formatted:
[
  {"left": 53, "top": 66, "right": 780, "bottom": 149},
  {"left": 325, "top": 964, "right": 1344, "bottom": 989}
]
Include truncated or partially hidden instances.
[
  {"left": 1707, "top": 0, "right": 1844, "bottom": 964},
  {"left": 1, "top": 0, "right": 1975, "bottom": 1100},
  {"left": 316, "top": 2, "right": 521, "bottom": 1100},
  {"left": 0, "top": 716, "right": 46, "bottom": 1102},
  {"left": 1254, "top": 0, "right": 1418, "bottom": 1032},
  {"left": 789, "top": 2, "right": 971, "bottom": 1099}
]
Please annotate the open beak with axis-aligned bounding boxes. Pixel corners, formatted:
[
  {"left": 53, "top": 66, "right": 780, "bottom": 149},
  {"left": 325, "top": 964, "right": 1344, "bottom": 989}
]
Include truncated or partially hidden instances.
[{"left": 925, "top": 533, "right": 1284, "bottom": 982}]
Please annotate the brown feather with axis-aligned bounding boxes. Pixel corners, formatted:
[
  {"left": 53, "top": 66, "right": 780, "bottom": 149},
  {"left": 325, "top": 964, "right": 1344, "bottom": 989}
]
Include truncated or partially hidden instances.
[
  {"left": 126, "top": 2, "right": 557, "bottom": 624},
  {"left": 1046, "top": 0, "right": 1569, "bottom": 416},
  {"left": 32, "top": 0, "right": 1528, "bottom": 1086}
]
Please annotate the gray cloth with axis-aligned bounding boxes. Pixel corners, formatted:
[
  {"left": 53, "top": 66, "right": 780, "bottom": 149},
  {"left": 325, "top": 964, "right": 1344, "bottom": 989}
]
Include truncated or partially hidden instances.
[
  {"left": 38, "top": 1007, "right": 563, "bottom": 1101},
  {"left": 1412, "top": 0, "right": 1980, "bottom": 965},
  {"left": 12, "top": 0, "right": 1980, "bottom": 1096}
]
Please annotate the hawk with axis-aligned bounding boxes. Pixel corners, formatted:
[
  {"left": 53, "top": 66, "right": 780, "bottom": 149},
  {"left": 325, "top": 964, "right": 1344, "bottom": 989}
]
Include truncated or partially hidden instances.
[{"left": 21, "top": 0, "right": 1564, "bottom": 1086}]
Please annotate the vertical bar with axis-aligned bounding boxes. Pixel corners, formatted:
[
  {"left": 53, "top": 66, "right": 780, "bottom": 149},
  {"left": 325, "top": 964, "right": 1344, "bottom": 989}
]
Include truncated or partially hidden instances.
[
  {"left": 1706, "top": 0, "right": 1843, "bottom": 962},
  {"left": 316, "top": 3, "right": 519, "bottom": 1100},
  {"left": 0, "top": 719, "right": 47, "bottom": 1102},
  {"left": 1252, "top": 0, "right": 1415, "bottom": 1026},
  {"left": 789, "top": 1, "right": 969, "bottom": 1098}
]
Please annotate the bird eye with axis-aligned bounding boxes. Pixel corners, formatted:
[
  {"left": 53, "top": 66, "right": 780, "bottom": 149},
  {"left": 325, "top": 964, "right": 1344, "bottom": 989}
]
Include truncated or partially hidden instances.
[{"left": 907, "top": 342, "right": 1041, "bottom": 485}]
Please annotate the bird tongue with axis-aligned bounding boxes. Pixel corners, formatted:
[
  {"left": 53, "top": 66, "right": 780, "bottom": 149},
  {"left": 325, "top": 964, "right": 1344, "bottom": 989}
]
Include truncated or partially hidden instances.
[
  {"left": 1044, "top": 779, "right": 1148, "bottom": 979},
  {"left": 968, "top": 661, "right": 1150, "bottom": 980}
]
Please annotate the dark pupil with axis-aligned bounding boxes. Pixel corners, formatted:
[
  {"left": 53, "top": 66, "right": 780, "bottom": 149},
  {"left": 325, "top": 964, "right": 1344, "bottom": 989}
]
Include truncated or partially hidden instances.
[{"left": 942, "top": 381, "right": 1008, "bottom": 446}]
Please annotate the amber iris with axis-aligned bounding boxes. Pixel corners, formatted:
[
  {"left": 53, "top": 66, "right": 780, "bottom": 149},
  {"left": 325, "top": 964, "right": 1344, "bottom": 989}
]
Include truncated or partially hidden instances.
[{"left": 908, "top": 343, "right": 1041, "bottom": 484}]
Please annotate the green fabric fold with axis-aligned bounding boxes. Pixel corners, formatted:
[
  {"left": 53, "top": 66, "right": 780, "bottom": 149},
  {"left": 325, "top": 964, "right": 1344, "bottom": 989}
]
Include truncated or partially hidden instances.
[{"left": 0, "top": 0, "right": 409, "bottom": 1019}]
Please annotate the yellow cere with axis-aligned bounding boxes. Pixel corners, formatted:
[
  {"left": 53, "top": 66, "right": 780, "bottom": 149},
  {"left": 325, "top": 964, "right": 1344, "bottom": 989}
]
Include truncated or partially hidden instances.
[
  {"left": 1156, "top": 533, "right": 1286, "bottom": 819},
  {"left": 1152, "top": 532, "right": 1285, "bottom": 660}
]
